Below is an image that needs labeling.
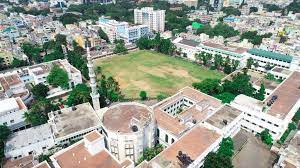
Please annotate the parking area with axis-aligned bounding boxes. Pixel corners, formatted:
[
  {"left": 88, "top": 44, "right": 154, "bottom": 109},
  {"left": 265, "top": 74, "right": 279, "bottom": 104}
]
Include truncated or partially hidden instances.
[{"left": 232, "top": 130, "right": 278, "bottom": 168}]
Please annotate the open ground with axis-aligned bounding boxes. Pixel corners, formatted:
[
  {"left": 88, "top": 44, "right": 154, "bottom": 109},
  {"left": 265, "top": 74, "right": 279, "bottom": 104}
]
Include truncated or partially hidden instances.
[{"left": 94, "top": 50, "right": 225, "bottom": 98}]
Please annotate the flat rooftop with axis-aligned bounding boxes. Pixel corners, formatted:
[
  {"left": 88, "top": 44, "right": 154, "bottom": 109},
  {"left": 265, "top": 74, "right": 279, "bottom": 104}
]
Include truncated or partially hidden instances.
[
  {"left": 3, "top": 155, "right": 37, "bottom": 168},
  {"left": 206, "top": 105, "right": 242, "bottom": 129},
  {"left": 5, "top": 124, "right": 53, "bottom": 153},
  {"left": 152, "top": 87, "right": 222, "bottom": 136},
  {"left": 50, "top": 103, "right": 101, "bottom": 138},
  {"left": 265, "top": 71, "right": 300, "bottom": 119},
  {"left": 271, "top": 67, "right": 292, "bottom": 76},
  {"left": 0, "top": 97, "right": 22, "bottom": 114},
  {"left": 151, "top": 126, "right": 221, "bottom": 167},
  {"left": 202, "top": 42, "right": 248, "bottom": 55},
  {"left": 52, "top": 131, "right": 132, "bottom": 168},
  {"left": 33, "top": 161, "right": 51, "bottom": 168},
  {"left": 103, "top": 102, "right": 153, "bottom": 133},
  {"left": 281, "top": 131, "right": 300, "bottom": 167}
]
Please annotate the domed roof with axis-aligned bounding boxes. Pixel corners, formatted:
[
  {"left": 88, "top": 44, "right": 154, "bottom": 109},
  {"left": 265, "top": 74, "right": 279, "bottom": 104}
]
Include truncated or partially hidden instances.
[{"left": 102, "top": 102, "right": 153, "bottom": 134}]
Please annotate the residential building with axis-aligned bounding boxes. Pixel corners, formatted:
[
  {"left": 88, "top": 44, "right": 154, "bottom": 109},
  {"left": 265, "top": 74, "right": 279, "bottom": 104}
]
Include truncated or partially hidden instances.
[
  {"left": 50, "top": 130, "right": 134, "bottom": 168},
  {"left": 2, "top": 155, "right": 38, "bottom": 168},
  {"left": 5, "top": 124, "right": 55, "bottom": 159},
  {"left": 0, "top": 97, "right": 29, "bottom": 132},
  {"left": 48, "top": 102, "right": 102, "bottom": 145},
  {"left": 134, "top": 7, "right": 165, "bottom": 32},
  {"left": 101, "top": 102, "right": 156, "bottom": 163},
  {"left": 231, "top": 71, "right": 300, "bottom": 140},
  {"left": 209, "top": 0, "right": 223, "bottom": 11},
  {"left": 98, "top": 18, "right": 149, "bottom": 43}
]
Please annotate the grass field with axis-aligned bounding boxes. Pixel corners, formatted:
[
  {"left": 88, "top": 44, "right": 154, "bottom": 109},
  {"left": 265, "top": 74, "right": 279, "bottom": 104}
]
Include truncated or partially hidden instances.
[{"left": 94, "top": 50, "right": 225, "bottom": 98}]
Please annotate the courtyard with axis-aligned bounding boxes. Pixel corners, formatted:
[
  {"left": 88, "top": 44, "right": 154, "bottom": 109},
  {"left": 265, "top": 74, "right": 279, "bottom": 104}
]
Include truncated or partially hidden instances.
[{"left": 94, "top": 50, "right": 225, "bottom": 98}]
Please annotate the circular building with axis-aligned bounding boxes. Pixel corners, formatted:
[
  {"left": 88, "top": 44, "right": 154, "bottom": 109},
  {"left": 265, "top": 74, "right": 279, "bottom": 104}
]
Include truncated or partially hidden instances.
[{"left": 101, "top": 102, "right": 156, "bottom": 163}]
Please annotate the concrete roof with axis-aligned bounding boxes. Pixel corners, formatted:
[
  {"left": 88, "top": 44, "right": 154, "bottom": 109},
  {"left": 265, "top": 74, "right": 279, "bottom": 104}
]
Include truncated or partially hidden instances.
[
  {"left": 281, "top": 131, "right": 300, "bottom": 168},
  {"left": 102, "top": 102, "right": 153, "bottom": 133},
  {"left": 3, "top": 155, "right": 36, "bottom": 168},
  {"left": 5, "top": 124, "right": 53, "bottom": 153},
  {"left": 206, "top": 105, "right": 242, "bottom": 129},
  {"left": 152, "top": 87, "right": 222, "bottom": 137},
  {"left": 52, "top": 131, "right": 132, "bottom": 168},
  {"left": 151, "top": 126, "right": 221, "bottom": 167},
  {"left": 50, "top": 103, "right": 101, "bottom": 139},
  {"left": 265, "top": 71, "right": 300, "bottom": 119},
  {"left": 0, "top": 98, "right": 21, "bottom": 114}
]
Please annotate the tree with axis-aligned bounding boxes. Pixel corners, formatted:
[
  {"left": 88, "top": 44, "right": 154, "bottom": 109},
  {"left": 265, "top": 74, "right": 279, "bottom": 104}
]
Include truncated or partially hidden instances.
[
  {"left": 156, "top": 93, "right": 167, "bottom": 101},
  {"left": 59, "top": 13, "right": 79, "bottom": 25},
  {"left": 246, "top": 57, "right": 254, "bottom": 69},
  {"left": 203, "top": 152, "right": 233, "bottom": 168},
  {"left": 55, "top": 34, "right": 67, "bottom": 46},
  {"left": 260, "top": 129, "right": 273, "bottom": 145},
  {"left": 192, "top": 79, "right": 223, "bottom": 95},
  {"left": 223, "top": 72, "right": 255, "bottom": 97},
  {"left": 24, "top": 98, "right": 58, "bottom": 126},
  {"left": 292, "top": 109, "right": 300, "bottom": 123},
  {"left": 113, "top": 42, "right": 128, "bottom": 54},
  {"left": 47, "top": 65, "right": 69, "bottom": 89},
  {"left": 222, "top": 6, "right": 241, "bottom": 16},
  {"left": 213, "top": 92, "right": 236, "bottom": 103},
  {"left": 98, "top": 28, "right": 109, "bottom": 43},
  {"left": 31, "top": 83, "right": 49, "bottom": 98},
  {"left": 98, "top": 74, "right": 123, "bottom": 106},
  {"left": 136, "top": 37, "right": 152, "bottom": 50},
  {"left": 67, "top": 84, "right": 91, "bottom": 106},
  {"left": 255, "top": 83, "right": 265, "bottom": 101},
  {"left": 196, "top": 52, "right": 212, "bottom": 66},
  {"left": 21, "top": 42, "right": 42, "bottom": 63},
  {"left": 0, "top": 125, "right": 10, "bottom": 142},
  {"left": 11, "top": 58, "right": 28, "bottom": 68},
  {"left": 218, "top": 138, "right": 234, "bottom": 157},
  {"left": 250, "top": 7, "right": 258, "bottom": 13},
  {"left": 0, "top": 125, "right": 11, "bottom": 161},
  {"left": 138, "top": 144, "right": 163, "bottom": 164},
  {"left": 139, "top": 91, "right": 147, "bottom": 100}
]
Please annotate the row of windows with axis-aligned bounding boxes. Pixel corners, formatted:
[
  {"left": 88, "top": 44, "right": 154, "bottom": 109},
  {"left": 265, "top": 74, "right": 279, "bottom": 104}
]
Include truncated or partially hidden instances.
[
  {"left": 252, "top": 54, "right": 290, "bottom": 63},
  {"left": 244, "top": 120, "right": 276, "bottom": 134},
  {"left": 2, "top": 119, "right": 15, "bottom": 125},
  {"left": 246, "top": 113, "right": 279, "bottom": 127}
]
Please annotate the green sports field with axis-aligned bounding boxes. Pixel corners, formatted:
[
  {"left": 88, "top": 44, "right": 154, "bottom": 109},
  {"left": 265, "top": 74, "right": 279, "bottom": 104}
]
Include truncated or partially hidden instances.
[{"left": 94, "top": 50, "right": 224, "bottom": 98}]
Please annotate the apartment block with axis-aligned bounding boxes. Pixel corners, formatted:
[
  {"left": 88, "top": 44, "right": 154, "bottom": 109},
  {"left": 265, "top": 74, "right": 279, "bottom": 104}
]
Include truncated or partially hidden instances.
[{"left": 134, "top": 7, "right": 165, "bottom": 32}]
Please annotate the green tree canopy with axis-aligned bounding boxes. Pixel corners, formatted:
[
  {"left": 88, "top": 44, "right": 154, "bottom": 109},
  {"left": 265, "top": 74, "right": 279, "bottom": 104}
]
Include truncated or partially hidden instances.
[
  {"left": 113, "top": 42, "right": 128, "bottom": 54},
  {"left": 98, "top": 28, "right": 109, "bottom": 43},
  {"left": 192, "top": 79, "right": 223, "bottom": 95},
  {"left": 47, "top": 65, "right": 69, "bottom": 89},
  {"left": 139, "top": 91, "right": 147, "bottom": 100},
  {"left": 255, "top": 83, "right": 265, "bottom": 101},
  {"left": 222, "top": 6, "right": 241, "bottom": 16},
  {"left": 31, "top": 83, "right": 49, "bottom": 98},
  {"left": 218, "top": 137, "right": 234, "bottom": 157},
  {"left": 260, "top": 129, "right": 273, "bottom": 145},
  {"left": 0, "top": 125, "right": 10, "bottom": 142},
  {"left": 213, "top": 92, "right": 236, "bottom": 103},
  {"left": 67, "top": 84, "right": 91, "bottom": 106},
  {"left": 21, "top": 42, "right": 42, "bottom": 63},
  {"left": 203, "top": 152, "right": 233, "bottom": 168},
  {"left": 24, "top": 98, "right": 58, "bottom": 126}
]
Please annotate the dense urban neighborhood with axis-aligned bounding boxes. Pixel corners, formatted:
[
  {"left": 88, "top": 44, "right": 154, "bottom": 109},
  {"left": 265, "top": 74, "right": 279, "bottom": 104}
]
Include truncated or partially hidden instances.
[{"left": 0, "top": 0, "right": 299, "bottom": 168}]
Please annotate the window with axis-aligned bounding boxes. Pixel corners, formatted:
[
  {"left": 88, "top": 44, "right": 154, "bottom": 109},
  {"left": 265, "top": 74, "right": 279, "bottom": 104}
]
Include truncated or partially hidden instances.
[
  {"left": 156, "top": 129, "right": 160, "bottom": 137},
  {"left": 165, "top": 134, "right": 168, "bottom": 143},
  {"left": 10, "top": 120, "right": 14, "bottom": 123},
  {"left": 171, "top": 138, "right": 175, "bottom": 144}
]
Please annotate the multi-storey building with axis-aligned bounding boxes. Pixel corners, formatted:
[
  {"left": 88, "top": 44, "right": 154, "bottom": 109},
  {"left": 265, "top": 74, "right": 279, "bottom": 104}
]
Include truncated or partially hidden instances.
[
  {"left": 98, "top": 18, "right": 149, "bottom": 43},
  {"left": 50, "top": 130, "right": 134, "bottom": 168},
  {"left": 101, "top": 102, "right": 156, "bottom": 163},
  {"left": 247, "top": 48, "right": 300, "bottom": 72},
  {"left": 0, "top": 97, "right": 29, "bottom": 132},
  {"left": 134, "top": 7, "right": 165, "bottom": 32},
  {"left": 231, "top": 71, "right": 300, "bottom": 140}
]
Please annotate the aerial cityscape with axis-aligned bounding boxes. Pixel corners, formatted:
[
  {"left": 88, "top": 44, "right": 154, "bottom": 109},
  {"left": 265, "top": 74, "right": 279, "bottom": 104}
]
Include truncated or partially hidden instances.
[{"left": 0, "top": 0, "right": 299, "bottom": 167}]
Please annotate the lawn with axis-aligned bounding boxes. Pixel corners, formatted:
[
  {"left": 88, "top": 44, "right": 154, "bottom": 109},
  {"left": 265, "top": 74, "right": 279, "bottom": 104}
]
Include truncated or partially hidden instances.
[{"left": 94, "top": 50, "right": 225, "bottom": 98}]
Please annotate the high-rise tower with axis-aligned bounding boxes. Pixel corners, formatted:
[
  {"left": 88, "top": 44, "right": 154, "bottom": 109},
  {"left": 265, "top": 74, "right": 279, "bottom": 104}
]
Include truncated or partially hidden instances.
[{"left": 86, "top": 42, "right": 100, "bottom": 111}]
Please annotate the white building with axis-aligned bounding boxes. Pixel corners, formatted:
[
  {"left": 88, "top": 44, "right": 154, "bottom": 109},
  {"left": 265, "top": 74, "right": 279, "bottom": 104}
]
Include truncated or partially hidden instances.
[
  {"left": 5, "top": 124, "right": 55, "bottom": 159},
  {"left": 134, "top": 7, "right": 165, "bottom": 32},
  {"left": 50, "top": 130, "right": 134, "bottom": 168},
  {"left": 48, "top": 102, "right": 102, "bottom": 145},
  {"left": 231, "top": 71, "right": 300, "bottom": 140},
  {"left": 151, "top": 87, "right": 222, "bottom": 147},
  {"left": 98, "top": 17, "right": 149, "bottom": 43},
  {"left": 101, "top": 102, "right": 156, "bottom": 163},
  {"left": 247, "top": 48, "right": 300, "bottom": 72},
  {"left": 0, "top": 97, "right": 29, "bottom": 132}
]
